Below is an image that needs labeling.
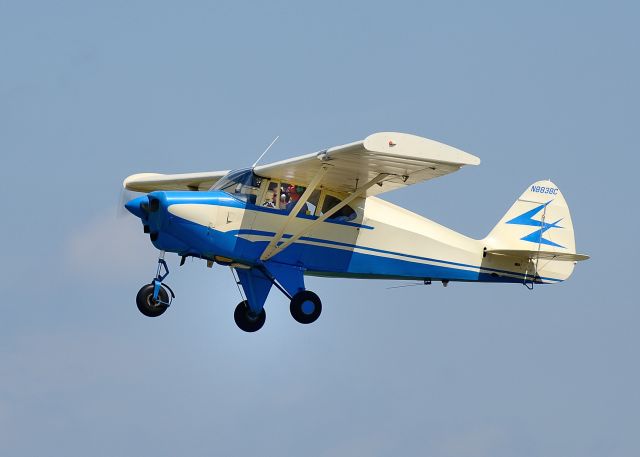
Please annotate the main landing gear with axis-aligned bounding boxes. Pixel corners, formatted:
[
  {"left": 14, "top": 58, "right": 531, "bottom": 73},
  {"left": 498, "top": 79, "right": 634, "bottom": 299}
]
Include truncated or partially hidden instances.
[
  {"left": 136, "top": 251, "right": 175, "bottom": 318},
  {"left": 232, "top": 290, "right": 322, "bottom": 332},
  {"left": 233, "top": 290, "right": 322, "bottom": 332},
  {"left": 231, "top": 265, "right": 323, "bottom": 332}
]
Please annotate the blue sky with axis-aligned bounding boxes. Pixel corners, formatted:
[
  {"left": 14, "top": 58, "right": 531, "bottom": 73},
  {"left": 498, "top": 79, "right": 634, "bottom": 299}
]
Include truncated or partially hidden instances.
[{"left": 1, "top": 1, "right": 638, "bottom": 456}]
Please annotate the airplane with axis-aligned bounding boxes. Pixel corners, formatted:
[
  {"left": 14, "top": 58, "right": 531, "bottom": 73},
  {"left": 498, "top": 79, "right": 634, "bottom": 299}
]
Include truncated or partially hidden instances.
[{"left": 123, "top": 132, "right": 589, "bottom": 332}]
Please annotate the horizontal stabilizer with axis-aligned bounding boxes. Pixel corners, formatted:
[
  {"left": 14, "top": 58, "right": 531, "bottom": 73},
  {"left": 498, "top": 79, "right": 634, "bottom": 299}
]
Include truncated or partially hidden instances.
[{"left": 487, "top": 249, "right": 590, "bottom": 262}]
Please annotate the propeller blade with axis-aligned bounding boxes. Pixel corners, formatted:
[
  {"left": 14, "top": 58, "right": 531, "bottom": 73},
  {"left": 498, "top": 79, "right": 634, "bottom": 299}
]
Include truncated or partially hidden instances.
[{"left": 116, "top": 187, "right": 141, "bottom": 218}]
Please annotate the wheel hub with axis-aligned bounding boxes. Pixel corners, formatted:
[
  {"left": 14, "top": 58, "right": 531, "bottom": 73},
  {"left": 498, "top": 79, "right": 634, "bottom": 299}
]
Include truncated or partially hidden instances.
[
  {"left": 301, "top": 300, "right": 315, "bottom": 315},
  {"left": 146, "top": 294, "right": 161, "bottom": 308}
]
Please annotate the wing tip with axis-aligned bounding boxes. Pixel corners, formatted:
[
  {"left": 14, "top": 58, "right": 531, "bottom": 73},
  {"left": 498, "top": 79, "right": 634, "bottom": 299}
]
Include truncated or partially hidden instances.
[
  {"left": 123, "top": 173, "right": 164, "bottom": 191},
  {"left": 365, "top": 131, "right": 481, "bottom": 166},
  {"left": 467, "top": 155, "right": 481, "bottom": 166}
]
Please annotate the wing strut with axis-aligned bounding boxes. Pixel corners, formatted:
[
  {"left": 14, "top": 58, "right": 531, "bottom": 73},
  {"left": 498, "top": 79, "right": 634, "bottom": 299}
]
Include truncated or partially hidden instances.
[
  {"left": 259, "top": 165, "right": 330, "bottom": 261},
  {"left": 260, "top": 173, "right": 389, "bottom": 261}
]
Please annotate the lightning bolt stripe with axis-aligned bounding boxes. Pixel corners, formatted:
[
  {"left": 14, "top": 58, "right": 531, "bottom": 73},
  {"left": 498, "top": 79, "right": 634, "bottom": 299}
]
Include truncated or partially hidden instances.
[{"left": 506, "top": 201, "right": 565, "bottom": 249}]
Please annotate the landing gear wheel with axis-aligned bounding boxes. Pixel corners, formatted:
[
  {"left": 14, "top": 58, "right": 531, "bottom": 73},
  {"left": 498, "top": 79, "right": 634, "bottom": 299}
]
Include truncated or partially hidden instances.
[
  {"left": 290, "top": 290, "right": 322, "bottom": 324},
  {"left": 234, "top": 300, "right": 266, "bottom": 332},
  {"left": 136, "top": 284, "right": 169, "bottom": 317}
]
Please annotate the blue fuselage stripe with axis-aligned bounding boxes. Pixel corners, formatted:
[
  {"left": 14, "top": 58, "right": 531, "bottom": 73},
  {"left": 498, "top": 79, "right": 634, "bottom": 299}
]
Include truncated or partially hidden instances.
[{"left": 230, "top": 228, "right": 562, "bottom": 283}]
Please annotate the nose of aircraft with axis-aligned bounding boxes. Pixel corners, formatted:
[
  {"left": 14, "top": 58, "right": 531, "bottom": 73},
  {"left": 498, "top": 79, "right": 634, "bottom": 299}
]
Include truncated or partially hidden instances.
[
  {"left": 124, "top": 190, "right": 238, "bottom": 256},
  {"left": 124, "top": 192, "right": 196, "bottom": 253},
  {"left": 124, "top": 193, "right": 169, "bottom": 244},
  {"left": 125, "top": 195, "right": 163, "bottom": 218},
  {"left": 125, "top": 195, "right": 148, "bottom": 218}
]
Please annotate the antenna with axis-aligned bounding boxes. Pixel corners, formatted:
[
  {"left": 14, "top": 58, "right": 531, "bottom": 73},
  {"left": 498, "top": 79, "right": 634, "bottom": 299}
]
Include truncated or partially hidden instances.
[{"left": 252, "top": 136, "right": 279, "bottom": 168}]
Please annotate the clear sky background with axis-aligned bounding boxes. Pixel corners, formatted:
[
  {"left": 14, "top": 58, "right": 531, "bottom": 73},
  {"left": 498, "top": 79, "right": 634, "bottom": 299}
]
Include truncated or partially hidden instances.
[{"left": 1, "top": 1, "right": 638, "bottom": 456}]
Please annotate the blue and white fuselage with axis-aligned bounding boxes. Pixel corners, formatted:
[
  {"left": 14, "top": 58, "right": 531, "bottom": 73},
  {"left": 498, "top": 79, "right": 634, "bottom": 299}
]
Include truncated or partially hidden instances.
[{"left": 126, "top": 187, "right": 572, "bottom": 286}]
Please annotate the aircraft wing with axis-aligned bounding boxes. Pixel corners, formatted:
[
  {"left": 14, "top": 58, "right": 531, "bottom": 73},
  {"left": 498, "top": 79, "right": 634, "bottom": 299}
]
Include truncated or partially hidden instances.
[
  {"left": 123, "top": 170, "right": 229, "bottom": 192},
  {"left": 254, "top": 132, "right": 480, "bottom": 197}
]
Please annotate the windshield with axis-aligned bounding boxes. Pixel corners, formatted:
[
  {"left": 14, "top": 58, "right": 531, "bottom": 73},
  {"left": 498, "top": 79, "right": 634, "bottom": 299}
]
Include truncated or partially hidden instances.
[{"left": 211, "top": 168, "right": 263, "bottom": 204}]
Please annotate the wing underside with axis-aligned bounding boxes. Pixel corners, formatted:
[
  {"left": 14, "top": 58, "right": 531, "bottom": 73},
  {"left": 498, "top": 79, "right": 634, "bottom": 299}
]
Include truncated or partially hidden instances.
[{"left": 254, "top": 132, "right": 480, "bottom": 196}]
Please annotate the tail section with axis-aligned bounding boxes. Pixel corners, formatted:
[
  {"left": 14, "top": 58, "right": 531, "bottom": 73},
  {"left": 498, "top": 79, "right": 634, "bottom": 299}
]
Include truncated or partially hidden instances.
[{"left": 484, "top": 180, "right": 588, "bottom": 283}]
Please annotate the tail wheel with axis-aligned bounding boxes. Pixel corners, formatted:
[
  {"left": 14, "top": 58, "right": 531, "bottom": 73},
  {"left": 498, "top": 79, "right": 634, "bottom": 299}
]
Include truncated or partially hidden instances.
[
  {"left": 290, "top": 290, "right": 322, "bottom": 324},
  {"left": 234, "top": 300, "right": 266, "bottom": 332},
  {"left": 136, "top": 284, "right": 169, "bottom": 317}
]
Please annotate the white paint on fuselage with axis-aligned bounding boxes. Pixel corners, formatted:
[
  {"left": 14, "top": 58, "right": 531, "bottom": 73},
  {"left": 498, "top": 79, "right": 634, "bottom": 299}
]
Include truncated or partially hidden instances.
[
  {"left": 360, "top": 196, "right": 482, "bottom": 264},
  {"left": 167, "top": 195, "right": 552, "bottom": 282}
]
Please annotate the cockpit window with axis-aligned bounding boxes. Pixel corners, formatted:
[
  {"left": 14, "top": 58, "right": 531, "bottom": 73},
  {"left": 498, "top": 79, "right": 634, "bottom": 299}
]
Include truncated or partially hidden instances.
[
  {"left": 321, "top": 194, "right": 357, "bottom": 221},
  {"left": 261, "top": 180, "right": 318, "bottom": 215},
  {"left": 211, "top": 168, "right": 262, "bottom": 204}
]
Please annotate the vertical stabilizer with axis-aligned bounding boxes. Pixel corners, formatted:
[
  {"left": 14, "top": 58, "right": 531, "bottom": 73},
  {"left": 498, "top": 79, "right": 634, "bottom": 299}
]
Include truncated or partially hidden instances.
[{"left": 484, "top": 180, "right": 587, "bottom": 282}]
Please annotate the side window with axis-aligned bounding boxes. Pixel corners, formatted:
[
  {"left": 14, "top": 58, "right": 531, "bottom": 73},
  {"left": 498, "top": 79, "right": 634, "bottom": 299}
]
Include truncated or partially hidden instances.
[
  {"left": 259, "top": 180, "right": 319, "bottom": 216},
  {"left": 321, "top": 194, "right": 357, "bottom": 222},
  {"left": 306, "top": 190, "right": 320, "bottom": 216}
]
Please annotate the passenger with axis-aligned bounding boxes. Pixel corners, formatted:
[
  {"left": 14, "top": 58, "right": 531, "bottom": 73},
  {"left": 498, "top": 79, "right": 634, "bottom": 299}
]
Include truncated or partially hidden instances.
[{"left": 286, "top": 185, "right": 308, "bottom": 215}]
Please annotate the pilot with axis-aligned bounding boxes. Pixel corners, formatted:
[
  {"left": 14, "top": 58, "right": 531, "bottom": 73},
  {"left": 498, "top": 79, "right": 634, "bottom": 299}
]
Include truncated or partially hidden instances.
[
  {"left": 263, "top": 190, "right": 276, "bottom": 208},
  {"left": 286, "top": 185, "right": 308, "bottom": 214}
]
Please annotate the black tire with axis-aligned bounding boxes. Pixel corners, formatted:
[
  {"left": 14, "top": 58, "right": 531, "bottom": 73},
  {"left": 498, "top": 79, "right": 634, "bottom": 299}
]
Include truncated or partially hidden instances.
[
  {"left": 136, "top": 284, "right": 169, "bottom": 317},
  {"left": 234, "top": 300, "right": 266, "bottom": 332},
  {"left": 290, "top": 290, "right": 322, "bottom": 324}
]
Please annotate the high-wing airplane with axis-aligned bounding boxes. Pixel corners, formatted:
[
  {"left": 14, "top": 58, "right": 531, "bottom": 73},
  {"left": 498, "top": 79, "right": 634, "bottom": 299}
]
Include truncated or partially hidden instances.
[{"left": 123, "top": 132, "right": 588, "bottom": 332}]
